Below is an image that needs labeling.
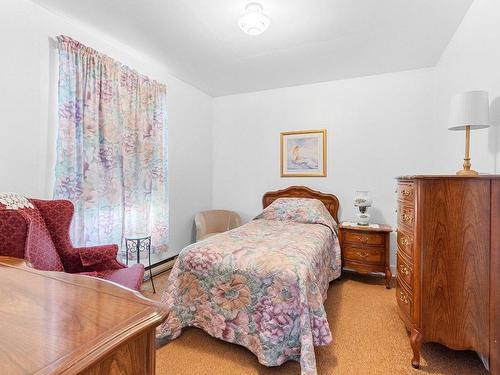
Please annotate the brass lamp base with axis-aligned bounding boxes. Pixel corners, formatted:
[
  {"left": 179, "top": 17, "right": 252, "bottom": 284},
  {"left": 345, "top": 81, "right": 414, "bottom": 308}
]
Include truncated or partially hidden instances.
[
  {"left": 456, "top": 126, "right": 479, "bottom": 177},
  {"left": 456, "top": 168, "right": 479, "bottom": 176}
]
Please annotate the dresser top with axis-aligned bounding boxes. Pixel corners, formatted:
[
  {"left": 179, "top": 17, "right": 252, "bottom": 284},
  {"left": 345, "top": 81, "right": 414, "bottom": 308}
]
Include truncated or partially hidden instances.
[
  {"left": 397, "top": 174, "right": 500, "bottom": 180},
  {"left": 0, "top": 256, "right": 168, "bottom": 375}
]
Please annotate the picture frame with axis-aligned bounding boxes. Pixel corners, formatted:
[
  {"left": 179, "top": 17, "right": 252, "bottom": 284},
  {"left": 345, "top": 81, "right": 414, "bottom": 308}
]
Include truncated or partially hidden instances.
[{"left": 280, "top": 129, "right": 327, "bottom": 177}]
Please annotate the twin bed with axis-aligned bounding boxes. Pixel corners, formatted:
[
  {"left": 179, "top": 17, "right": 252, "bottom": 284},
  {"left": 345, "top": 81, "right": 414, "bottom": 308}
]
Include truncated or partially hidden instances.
[{"left": 157, "top": 186, "right": 342, "bottom": 375}]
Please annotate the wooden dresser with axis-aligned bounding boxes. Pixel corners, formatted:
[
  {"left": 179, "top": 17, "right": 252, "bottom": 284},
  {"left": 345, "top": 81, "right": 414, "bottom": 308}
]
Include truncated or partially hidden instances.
[
  {"left": 338, "top": 223, "right": 392, "bottom": 288},
  {"left": 395, "top": 176, "right": 499, "bottom": 374},
  {"left": 0, "top": 256, "right": 168, "bottom": 375}
]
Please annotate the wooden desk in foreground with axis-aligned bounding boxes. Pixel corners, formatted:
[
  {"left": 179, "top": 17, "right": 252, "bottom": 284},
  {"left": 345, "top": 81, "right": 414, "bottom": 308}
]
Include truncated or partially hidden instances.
[{"left": 0, "top": 256, "right": 167, "bottom": 375}]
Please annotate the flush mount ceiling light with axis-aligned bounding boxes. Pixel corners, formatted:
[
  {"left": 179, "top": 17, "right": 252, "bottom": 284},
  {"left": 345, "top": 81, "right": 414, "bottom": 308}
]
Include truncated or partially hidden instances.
[{"left": 238, "top": 2, "right": 270, "bottom": 36}]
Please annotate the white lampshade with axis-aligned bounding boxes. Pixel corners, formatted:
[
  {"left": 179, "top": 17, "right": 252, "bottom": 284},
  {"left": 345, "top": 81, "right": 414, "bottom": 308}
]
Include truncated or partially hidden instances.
[{"left": 449, "top": 91, "right": 490, "bottom": 131}]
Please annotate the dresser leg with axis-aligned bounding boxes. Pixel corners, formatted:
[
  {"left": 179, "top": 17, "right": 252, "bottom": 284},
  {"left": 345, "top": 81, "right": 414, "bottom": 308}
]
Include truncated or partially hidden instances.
[
  {"left": 385, "top": 267, "right": 392, "bottom": 289},
  {"left": 410, "top": 328, "right": 423, "bottom": 369}
]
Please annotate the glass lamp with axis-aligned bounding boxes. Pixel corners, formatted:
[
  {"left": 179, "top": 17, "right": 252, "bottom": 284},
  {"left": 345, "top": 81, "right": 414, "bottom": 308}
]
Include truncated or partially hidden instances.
[
  {"left": 354, "top": 191, "right": 372, "bottom": 226},
  {"left": 449, "top": 91, "right": 490, "bottom": 176}
]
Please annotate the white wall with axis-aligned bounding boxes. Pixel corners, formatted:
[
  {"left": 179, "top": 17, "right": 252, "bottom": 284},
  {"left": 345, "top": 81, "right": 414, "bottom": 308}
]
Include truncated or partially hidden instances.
[
  {"left": 433, "top": 0, "right": 500, "bottom": 173},
  {"left": 0, "top": 0, "right": 213, "bottom": 256},
  {"left": 1, "top": 0, "right": 499, "bottom": 264},
  {"left": 212, "top": 0, "right": 500, "bottom": 268},
  {"left": 213, "top": 68, "right": 438, "bottom": 266}
]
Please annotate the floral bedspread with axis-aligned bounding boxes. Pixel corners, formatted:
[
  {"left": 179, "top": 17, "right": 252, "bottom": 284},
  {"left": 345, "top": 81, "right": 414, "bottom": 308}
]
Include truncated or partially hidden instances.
[{"left": 157, "top": 203, "right": 341, "bottom": 375}]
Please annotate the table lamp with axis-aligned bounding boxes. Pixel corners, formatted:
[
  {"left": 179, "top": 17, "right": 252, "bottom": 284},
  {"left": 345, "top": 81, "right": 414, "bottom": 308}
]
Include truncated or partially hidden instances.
[
  {"left": 354, "top": 190, "right": 372, "bottom": 226},
  {"left": 448, "top": 91, "right": 490, "bottom": 176}
]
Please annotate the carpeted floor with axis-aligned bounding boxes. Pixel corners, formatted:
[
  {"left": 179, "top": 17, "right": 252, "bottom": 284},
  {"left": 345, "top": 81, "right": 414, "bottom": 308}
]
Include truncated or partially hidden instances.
[{"left": 142, "top": 272, "right": 487, "bottom": 375}]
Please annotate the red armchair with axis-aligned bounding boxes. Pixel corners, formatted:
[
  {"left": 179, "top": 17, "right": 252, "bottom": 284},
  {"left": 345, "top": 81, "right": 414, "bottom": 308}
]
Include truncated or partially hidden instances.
[{"left": 0, "top": 196, "right": 144, "bottom": 291}]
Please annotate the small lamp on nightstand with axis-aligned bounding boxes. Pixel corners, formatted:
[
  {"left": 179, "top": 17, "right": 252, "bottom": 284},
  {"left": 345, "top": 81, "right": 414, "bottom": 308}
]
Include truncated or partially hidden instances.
[
  {"left": 354, "top": 190, "right": 372, "bottom": 226},
  {"left": 449, "top": 91, "right": 490, "bottom": 176}
]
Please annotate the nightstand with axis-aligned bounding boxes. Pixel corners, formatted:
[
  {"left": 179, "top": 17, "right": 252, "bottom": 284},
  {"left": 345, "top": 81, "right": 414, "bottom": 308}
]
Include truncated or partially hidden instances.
[{"left": 338, "top": 222, "right": 392, "bottom": 288}]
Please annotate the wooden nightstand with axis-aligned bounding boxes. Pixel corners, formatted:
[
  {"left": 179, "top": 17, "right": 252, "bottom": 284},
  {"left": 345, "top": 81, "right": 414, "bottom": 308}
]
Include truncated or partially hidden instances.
[{"left": 338, "top": 222, "right": 392, "bottom": 288}]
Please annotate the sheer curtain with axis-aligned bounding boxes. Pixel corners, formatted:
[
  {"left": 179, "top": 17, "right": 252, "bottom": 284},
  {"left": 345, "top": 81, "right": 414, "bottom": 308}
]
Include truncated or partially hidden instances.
[{"left": 54, "top": 35, "right": 168, "bottom": 253}]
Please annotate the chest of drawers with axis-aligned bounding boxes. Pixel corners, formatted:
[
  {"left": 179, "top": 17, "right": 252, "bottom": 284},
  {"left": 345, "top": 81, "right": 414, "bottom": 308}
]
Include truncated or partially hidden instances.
[
  {"left": 338, "top": 223, "right": 392, "bottom": 288},
  {"left": 396, "top": 176, "right": 499, "bottom": 374}
]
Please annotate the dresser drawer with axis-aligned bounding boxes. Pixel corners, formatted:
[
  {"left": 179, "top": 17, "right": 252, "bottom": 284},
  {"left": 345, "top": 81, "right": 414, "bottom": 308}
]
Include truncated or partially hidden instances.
[
  {"left": 397, "top": 183, "right": 414, "bottom": 204},
  {"left": 343, "top": 230, "right": 385, "bottom": 246},
  {"left": 397, "top": 229, "right": 414, "bottom": 260},
  {"left": 397, "top": 204, "right": 415, "bottom": 230},
  {"left": 397, "top": 281, "right": 413, "bottom": 323},
  {"left": 343, "top": 245, "right": 384, "bottom": 265},
  {"left": 397, "top": 253, "right": 413, "bottom": 290}
]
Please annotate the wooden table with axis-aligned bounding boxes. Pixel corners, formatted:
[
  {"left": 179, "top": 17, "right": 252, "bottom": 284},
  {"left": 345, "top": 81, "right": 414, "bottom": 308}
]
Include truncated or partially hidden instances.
[{"left": 0, "top": 256, "right": 167, "bottom": 374}]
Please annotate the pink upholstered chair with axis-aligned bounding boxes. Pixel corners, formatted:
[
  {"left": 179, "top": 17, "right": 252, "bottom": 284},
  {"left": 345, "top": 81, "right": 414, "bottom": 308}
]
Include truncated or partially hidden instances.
[{"left": 0, "top": 194, "right": 144, "bottom": 291}]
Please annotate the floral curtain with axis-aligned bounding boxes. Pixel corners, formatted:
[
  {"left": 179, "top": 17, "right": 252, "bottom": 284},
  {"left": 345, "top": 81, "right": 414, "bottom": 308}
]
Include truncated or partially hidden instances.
[{"left": 54, "top": 35, "right": 168, "bottom": 253}]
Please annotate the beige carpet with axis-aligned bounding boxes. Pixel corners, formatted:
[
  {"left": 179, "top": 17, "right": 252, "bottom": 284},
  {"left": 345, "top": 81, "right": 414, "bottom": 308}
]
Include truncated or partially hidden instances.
[{"left": 142, "top": 272, "right": 487, "bottom": 375}]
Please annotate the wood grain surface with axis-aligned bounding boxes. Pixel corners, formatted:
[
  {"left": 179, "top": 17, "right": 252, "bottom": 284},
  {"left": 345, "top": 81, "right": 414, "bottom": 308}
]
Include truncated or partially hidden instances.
[
  {"left": 0, "top": 256, "right": 167, "bottom": 375},
  {"left": 421, "top": 179, "right": 489, "bottom": 354},
  {"left": 396, "top": 176, "right": 497, "bottom": 371},
  {"left": 490, "top": 180, "right": 499, "bottom": 375},
  {"left": 339, "top": 225, "right": 392, "bottom": 288}
]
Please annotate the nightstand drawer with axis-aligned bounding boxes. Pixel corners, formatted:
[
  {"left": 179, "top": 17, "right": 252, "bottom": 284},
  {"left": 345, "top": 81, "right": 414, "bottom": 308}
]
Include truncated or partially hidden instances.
[
  {"left": 343, "top": 230, "right": 385, "bottom": 246},
  {"left": 397, "top": 253, "right": 413, "bottom": 290},
  {"left": 343, "top": 245, "right": 384, "bottom": 265}
]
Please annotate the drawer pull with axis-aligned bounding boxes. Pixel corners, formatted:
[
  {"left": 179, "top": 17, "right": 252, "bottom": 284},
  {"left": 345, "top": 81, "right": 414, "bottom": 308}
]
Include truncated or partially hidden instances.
[
  {"left": 356, "top": 251, "right": 369, "bottom": 259},
  {"left": 399, "top": 264, "right": 409, "bottom": 276},
  {"left": 356, "top": 236, "right": 369, "bottom": 244},
  {"left": 401, "top": 189, "right": 411, "bottom": 197},
  {"left": 399, "top": 291, "right": 409, "bottom": 305},
  {"left": 401, "top": 214, "right": 411, "bottom": 223}
]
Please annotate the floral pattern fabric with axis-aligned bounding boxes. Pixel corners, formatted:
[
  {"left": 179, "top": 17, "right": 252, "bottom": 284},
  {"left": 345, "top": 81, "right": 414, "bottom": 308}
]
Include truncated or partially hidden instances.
[
  {"left": 256, "top": 198, "right": 337, "bottom": 232},
  {"left": 53, "top": 36, "right": 168, "bottom": 253},
  {"left": 157, "top": 209, "right": 341, "bottom": 375}
]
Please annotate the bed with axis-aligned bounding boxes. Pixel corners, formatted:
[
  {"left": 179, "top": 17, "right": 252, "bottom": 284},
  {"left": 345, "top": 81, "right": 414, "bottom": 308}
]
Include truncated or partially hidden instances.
[{"left": 157, "top": 186, "right": 342, "bottom": 375}]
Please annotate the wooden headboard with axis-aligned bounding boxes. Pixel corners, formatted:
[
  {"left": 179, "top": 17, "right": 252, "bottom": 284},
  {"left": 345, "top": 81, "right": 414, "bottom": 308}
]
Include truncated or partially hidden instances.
[{"left": 262, "top": 186, "right": 340, "bottom": 224}]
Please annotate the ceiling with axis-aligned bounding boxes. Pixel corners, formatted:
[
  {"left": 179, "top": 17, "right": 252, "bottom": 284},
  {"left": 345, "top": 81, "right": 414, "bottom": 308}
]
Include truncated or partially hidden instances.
[{"left": 33, "top": 0, "right": 473, "bottom": 96}]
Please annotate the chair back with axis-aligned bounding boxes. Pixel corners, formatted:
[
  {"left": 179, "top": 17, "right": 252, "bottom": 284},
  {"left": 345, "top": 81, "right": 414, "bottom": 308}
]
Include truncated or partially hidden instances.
[
  {"left": 31, "top": 199, "right": 83, "bottom": 272},
  {"left": 195, "top": 210, "right": 242, "bottom": 241},
  {"left": 0, "top": 194, "right": 64, "bottom": 271},
  {"left": 0, "top": 209, "right": 28, "bottom": 259}
]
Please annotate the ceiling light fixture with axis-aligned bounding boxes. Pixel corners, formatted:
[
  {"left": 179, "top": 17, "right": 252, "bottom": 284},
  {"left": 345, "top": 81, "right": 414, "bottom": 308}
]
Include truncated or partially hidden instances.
[{"left": 238, "top": 2, "right": 270, "bottom": 36}]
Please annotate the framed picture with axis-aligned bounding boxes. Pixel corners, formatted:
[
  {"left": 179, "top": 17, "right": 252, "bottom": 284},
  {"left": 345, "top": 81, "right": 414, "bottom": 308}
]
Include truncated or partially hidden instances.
[{"left": 280, "top": 129, "right": 327, "bottom": 177}]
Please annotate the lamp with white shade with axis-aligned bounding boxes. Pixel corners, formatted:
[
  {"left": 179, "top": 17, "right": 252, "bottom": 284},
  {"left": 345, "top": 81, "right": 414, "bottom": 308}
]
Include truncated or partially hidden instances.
[{"left": 448, "top": 90, "right": 490, "bottom": 176}]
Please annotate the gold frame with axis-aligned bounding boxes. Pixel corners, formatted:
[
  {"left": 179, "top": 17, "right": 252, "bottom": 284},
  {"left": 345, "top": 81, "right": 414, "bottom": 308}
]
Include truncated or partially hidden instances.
[{"left": 280, "top": 129, "right": 327, "bottom": 177}]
